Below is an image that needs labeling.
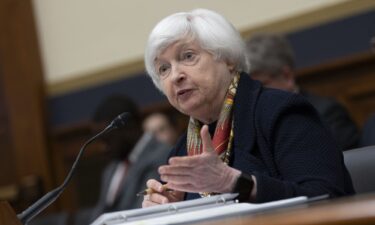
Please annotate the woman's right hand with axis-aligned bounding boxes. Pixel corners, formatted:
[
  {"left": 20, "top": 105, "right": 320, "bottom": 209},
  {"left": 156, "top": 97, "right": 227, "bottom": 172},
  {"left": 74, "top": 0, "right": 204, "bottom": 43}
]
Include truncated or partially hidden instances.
[{"left": 142, "top": 179, "right": 185, "bottom": 208}]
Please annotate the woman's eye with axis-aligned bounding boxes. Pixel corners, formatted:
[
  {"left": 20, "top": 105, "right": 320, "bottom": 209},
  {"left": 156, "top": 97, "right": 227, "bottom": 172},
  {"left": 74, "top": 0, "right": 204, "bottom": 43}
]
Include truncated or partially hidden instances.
[
  {"left": 183, "top": 52, "right": 195, "bottom": 61},
  {"left": 158, "top": 64, "right": 170, "bottom": 77}
]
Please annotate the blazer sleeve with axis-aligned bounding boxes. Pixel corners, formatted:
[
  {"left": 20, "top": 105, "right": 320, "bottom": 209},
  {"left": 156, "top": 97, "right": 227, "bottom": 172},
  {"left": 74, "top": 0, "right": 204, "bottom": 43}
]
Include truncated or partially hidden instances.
[{"left": 253, "top": 94, "right": 354, "bottom": 203}]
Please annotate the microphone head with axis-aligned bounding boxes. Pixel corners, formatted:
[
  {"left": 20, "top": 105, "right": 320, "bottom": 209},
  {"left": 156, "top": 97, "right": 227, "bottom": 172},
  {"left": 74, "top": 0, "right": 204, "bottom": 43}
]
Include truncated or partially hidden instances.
[{"left": 110, "top": 112, "right": 131, "bottom": 129}]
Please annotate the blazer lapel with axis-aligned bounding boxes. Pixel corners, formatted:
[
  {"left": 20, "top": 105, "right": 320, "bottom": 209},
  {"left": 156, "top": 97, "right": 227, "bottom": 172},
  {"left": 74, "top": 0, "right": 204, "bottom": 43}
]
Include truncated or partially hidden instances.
[{"left": 232, "top": 73, "right": 262, "bottom": 170}]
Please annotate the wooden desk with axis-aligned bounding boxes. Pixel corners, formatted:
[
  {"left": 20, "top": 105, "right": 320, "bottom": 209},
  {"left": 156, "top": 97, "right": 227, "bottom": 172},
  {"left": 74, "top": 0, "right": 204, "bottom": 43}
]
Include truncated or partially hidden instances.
[
  {"left": 0, "top": 202, "right": 22, "bottom": 225},
  {"left": 200, "top": 194, "right": 375, "bottom": 225}
]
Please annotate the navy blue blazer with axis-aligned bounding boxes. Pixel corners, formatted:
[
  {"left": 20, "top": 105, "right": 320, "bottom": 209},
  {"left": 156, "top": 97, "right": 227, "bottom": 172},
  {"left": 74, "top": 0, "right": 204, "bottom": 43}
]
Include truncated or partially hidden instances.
[{"left": 169, "top": 73, "right": 354, "bottom": 203}]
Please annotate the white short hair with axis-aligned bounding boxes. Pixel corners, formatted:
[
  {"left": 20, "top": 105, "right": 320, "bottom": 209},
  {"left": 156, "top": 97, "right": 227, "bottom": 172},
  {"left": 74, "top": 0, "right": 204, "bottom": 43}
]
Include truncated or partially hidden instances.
[{"left": 144, "top": 8, "right": 249, "bottom": 91}]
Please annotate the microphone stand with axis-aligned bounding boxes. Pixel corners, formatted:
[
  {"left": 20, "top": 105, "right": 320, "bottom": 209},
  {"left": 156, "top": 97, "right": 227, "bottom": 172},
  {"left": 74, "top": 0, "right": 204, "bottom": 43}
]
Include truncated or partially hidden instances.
[{"left": 17, "top": 112, "right": 130, "bottom": 225}]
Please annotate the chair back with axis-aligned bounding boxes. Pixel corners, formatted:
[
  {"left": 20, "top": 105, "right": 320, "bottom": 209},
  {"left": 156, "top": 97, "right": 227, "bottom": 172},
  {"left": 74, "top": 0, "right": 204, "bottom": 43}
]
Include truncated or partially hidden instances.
[{"left": 343, "top": 145, "right": 375, "bottom": 194}]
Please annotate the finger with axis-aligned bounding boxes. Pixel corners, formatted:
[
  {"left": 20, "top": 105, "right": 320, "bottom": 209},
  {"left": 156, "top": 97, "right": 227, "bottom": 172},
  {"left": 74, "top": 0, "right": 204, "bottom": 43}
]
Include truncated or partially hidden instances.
[
  {"left": 142, "top": 199, "right": 161, "bottom": 208},
  {"left": 149, "top": 192, "right": 169, "bottom": 204},
  {"left": 167, "top": 183, "right": 197, "bottom": 193},
  {"left": 168, "top": 155, "right": 200, "bottom": 166},
  {"left": 200, "top": 125, "right": 214, "bottom": 153},
  {"left": 146, "top": 179, "right": 164, "bottom": 192},
  {"left": 160, "top": 174, "right": 191, "bottom": 185},
  {"left": 159, "top": 165, "right": 191, "bottom": 176}
]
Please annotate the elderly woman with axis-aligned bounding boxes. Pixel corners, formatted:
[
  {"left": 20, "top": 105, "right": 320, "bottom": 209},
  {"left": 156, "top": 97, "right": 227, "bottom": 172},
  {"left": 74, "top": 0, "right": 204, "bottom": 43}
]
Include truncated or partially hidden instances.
[{"left": 142, "top": 9, "right": 354, "bottom": 206}]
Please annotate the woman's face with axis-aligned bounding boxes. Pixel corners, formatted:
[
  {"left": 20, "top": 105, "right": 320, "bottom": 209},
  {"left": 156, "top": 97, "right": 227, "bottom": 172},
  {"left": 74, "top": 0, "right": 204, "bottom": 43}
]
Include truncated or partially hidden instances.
[{"left": 155, "top": 40, "right": 234, "bottom": 124}]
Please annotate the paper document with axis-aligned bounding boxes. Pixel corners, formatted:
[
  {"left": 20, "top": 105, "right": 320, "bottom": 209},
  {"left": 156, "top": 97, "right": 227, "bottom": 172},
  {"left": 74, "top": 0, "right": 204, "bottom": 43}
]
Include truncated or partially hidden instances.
[
  {"left": 91, "top": 194, "right": 307, "bottom": 225},
  {"left": 125, "top": 196, "right": 306, "bottom": 225},
  {"left": 91, "top": 193, "right": 238, "bottom": 225}
]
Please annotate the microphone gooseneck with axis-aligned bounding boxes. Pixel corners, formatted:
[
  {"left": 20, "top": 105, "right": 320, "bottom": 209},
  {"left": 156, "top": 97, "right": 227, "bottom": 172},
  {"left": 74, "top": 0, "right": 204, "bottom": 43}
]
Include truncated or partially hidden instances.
[
  {"left": 109, "top": 112, "right": 131, "bottom": 129},
  {"left": 17, "top": 112, "right": 131, "bottom": 225}
]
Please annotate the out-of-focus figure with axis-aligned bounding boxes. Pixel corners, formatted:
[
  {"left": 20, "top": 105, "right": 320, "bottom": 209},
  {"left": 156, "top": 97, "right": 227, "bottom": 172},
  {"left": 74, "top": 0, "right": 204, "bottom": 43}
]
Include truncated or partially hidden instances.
[
  {"left": 143, "top": 112, "right": 179, "bottom": 146},
  {"left": 74, "top": 94, "right": 170, "bottom": 225},
  {"left": 360, "top": 113, "right": 375, "bottom": 147}
]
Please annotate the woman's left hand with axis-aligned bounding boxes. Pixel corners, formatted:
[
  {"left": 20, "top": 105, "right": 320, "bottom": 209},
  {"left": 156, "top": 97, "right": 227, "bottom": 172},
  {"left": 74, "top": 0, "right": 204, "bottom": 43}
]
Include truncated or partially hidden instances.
[{"left": 159, "top": 125, "right": 241, "bottom": 193}]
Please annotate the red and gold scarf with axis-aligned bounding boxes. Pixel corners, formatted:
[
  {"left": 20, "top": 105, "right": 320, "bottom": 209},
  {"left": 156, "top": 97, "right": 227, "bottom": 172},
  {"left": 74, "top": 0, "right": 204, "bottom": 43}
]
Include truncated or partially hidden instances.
[{"left": 187, "top": 73, "right": 240, "bottom": 161}]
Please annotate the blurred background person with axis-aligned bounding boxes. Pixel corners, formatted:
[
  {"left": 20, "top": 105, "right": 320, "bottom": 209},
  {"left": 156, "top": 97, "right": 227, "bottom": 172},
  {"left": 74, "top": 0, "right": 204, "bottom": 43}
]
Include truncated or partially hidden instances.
[
  {"left": 245, "top": 33, "right": 360, "bottom": 151},
  {"left": 143, "top": 112, "right": 179, "bottom": 147},
  {"left": 73, "top": 94, "right": 171, "bottom": 224},
  {"left": 360, "top": 113, "right": 375, "bottom": 147}
]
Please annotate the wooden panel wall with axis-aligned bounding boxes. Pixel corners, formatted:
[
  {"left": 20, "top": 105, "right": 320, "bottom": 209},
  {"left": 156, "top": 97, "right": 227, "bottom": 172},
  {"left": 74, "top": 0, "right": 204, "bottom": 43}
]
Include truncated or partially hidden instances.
[
  {"left": 296, "top": 52, "right": 375, "bottom": 127},
  {"left": 49, "top": 122, "right": 112, "bottom": 211},
  {"left": 0, "top": 0, "right": 53, "bottom": 212},
  {"left": 0, "top": 71, "right": 16, "bottom": 186}
]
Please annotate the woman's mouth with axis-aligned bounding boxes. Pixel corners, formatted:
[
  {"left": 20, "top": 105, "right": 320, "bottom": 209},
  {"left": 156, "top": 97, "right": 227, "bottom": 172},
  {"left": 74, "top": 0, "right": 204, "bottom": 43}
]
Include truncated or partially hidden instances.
[{"left": 177, "top": 89, "right": 193, "bottom": 101}]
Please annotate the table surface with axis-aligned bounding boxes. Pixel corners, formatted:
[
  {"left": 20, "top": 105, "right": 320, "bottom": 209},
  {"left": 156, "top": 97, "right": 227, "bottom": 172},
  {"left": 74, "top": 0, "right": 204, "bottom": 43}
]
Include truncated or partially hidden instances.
[{"left": 197, "top": 193, "right": 375, "bottom": 225}]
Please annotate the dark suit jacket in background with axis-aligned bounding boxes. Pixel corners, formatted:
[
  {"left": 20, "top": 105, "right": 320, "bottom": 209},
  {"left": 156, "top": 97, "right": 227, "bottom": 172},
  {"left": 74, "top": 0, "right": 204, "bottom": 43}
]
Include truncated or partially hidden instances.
[
  {"left": 301, "top": 91, "right": 360, "bottom": 151},
  {"left": 360, "top": 113, "right": 375, "bottom": 147},
  {"left": 74, "top": 134, "right": 170, "bottom": 225},
  {"left": 31, "top": 134, "right": 171, "bottom": 225},
  {"left": 170, "top": 73, "right": 354, "bottom": 203}
]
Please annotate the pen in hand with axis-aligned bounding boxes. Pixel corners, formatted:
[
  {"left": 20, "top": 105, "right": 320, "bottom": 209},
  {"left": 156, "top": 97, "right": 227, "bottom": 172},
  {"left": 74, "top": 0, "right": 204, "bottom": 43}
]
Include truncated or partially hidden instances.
[{"left": 136, "top": 184, "right": 174, "bottom": 196}]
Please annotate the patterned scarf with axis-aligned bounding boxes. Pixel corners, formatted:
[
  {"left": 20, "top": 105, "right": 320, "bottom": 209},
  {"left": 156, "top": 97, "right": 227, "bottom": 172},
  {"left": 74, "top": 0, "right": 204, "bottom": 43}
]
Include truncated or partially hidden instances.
[{"left": 187, "top": 73, "right": 240, "bottom": 159}]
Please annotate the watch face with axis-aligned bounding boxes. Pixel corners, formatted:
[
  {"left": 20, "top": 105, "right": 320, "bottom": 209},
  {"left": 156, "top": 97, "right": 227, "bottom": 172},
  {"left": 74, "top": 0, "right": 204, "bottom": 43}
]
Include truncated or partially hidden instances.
[{"left": 234, "top": 173, "right": 254, "bottom": 202}]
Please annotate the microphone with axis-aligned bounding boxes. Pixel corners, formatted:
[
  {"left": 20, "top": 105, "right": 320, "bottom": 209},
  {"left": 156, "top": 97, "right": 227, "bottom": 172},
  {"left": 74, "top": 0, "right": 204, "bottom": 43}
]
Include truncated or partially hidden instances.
[{"left": 17, "top": 112, "right": 131, "bottom": 225}]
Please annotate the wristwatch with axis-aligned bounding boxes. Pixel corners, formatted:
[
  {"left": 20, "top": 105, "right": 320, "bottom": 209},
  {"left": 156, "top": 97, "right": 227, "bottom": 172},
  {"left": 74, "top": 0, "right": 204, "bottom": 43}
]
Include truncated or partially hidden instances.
[{"left": 233, "top": 172, "right": 254, "bottom": 202}]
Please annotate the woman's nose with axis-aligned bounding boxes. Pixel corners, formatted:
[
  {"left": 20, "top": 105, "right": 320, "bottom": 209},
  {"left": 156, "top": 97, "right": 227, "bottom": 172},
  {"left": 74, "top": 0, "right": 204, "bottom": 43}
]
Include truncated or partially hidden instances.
[{"left": 170, "top": 63, "right": 185, "bottom": 83}]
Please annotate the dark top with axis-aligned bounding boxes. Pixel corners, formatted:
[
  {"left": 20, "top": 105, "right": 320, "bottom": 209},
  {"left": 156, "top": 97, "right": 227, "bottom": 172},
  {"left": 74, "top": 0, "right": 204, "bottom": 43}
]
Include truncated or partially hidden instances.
[
  {"left": 169, "top": 73, "right": 354, "bottom": 203},
  {"left": 73, "top": 134, "right": 171, "bottom": 225},
  {"left": 301, "top": 91, "right": 360, "bottom": 151},
  {"left": 93, "top": 135, "right": 170, "bottom": 213},
  {"left": 360, "top": 113, "right": 375, "bottom": 147}
]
